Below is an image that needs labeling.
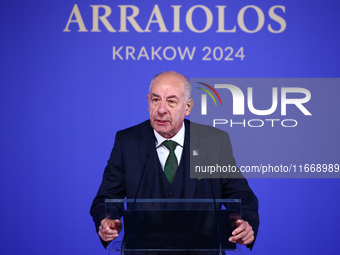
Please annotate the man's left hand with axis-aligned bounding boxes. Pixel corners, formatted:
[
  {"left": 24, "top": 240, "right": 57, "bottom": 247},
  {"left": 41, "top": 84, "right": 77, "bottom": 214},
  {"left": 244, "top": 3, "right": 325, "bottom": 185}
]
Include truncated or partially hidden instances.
[{"left": 229, "top": 219, "right": 254, "bottom": 245}]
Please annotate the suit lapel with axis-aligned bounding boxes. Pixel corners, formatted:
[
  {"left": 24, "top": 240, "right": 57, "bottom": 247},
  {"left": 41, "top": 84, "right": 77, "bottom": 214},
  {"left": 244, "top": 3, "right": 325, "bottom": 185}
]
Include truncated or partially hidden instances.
[
  {"left": 137, "top": 121, "right": 158, "bottom": 199},
  {"left": 184, "top": 120, "right": 214, "bottom": 199},
  {"left": 184, "top": 120, "right": 198, "bottom": 199}
]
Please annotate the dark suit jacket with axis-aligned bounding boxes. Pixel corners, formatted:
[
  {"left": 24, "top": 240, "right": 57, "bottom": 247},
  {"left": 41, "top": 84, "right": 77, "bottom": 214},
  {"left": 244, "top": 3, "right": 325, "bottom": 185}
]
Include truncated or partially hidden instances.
[{"left": 90, "top": 119, "right": 259, "bottom": 249}]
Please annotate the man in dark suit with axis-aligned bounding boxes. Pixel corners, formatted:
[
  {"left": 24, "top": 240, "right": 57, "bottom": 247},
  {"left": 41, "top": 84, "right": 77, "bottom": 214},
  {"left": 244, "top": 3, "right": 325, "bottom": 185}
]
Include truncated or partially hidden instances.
[{"left": 90, "top": 71, "right": 259, "bottom": 251}]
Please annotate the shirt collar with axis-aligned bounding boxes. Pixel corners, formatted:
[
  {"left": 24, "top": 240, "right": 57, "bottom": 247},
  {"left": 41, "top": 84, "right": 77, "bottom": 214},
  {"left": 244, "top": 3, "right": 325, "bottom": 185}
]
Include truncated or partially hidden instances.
[{"left": 154, "top": 123, "right": 185, "bottom": 148}]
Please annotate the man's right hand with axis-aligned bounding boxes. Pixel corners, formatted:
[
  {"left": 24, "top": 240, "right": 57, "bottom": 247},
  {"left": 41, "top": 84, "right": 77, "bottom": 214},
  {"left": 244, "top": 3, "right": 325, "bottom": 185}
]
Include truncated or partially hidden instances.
[{"left": 98, "top": 218, "right": 122, "bottom": 242}]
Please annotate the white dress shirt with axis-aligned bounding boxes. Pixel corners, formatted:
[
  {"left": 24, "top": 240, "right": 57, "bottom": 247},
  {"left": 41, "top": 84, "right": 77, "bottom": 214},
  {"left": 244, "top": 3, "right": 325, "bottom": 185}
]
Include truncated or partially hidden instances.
[{"left": 153, "top": 124, "right": 185, "bottom": 171}]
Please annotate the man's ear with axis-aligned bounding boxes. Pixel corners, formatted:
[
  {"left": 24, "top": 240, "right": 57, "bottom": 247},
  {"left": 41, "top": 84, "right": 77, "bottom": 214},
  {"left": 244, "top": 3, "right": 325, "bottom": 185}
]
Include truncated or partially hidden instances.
[{"left": 185, "top": 98, "right": 193, "bottom": 116}]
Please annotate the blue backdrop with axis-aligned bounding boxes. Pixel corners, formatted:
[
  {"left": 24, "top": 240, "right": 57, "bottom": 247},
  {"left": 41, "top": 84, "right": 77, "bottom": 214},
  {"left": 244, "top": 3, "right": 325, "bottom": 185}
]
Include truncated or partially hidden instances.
[{"left": 1, "top": 1, "right": 339, "bottom": 254}]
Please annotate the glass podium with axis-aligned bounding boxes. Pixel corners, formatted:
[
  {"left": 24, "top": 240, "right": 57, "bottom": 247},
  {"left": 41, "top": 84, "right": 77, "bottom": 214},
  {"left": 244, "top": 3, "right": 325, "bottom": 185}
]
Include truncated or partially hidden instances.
[{"left": 105, "top": 199, "right": 243, "bottom": 254}]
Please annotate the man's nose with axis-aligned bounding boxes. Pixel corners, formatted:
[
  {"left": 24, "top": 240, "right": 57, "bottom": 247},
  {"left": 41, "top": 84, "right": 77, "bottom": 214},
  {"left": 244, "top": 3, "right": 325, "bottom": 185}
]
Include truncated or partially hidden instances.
[{"left": 157, "top": 101, "right": 168, "bottom": 115}]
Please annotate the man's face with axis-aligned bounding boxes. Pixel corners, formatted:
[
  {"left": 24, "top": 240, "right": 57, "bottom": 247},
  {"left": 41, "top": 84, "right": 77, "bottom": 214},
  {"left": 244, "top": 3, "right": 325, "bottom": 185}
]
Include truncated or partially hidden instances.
[{"left": 148, "top": 74, "right": 191, "bottom": 138}]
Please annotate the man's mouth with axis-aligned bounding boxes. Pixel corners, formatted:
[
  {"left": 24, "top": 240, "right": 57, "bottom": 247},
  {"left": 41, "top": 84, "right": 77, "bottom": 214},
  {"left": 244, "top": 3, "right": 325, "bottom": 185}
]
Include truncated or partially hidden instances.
[{"left": 155, "top": 119, "right": 170, "bottom": 125}]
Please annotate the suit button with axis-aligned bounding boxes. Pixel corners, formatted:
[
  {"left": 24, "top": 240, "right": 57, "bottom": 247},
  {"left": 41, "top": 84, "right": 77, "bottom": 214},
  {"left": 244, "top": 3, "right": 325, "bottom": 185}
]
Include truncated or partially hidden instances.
[{"left": 168, "top": 192, "right": 174, "bottom": 198}]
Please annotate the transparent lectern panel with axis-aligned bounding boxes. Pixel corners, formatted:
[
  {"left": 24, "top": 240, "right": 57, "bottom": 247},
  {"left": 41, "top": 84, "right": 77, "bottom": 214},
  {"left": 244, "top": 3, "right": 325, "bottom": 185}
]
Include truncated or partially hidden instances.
[{"left": 105, "top": 199, "right": 241, "bottom": 254}]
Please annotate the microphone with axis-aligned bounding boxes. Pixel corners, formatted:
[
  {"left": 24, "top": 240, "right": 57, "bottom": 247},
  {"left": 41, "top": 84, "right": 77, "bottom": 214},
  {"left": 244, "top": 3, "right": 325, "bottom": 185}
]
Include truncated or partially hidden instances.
[
  {"left": 122, "top": 146, "right": 152, "bottom": 254},
  {"left": 131, "top": 146, "right": 152, "bottom": 211}
]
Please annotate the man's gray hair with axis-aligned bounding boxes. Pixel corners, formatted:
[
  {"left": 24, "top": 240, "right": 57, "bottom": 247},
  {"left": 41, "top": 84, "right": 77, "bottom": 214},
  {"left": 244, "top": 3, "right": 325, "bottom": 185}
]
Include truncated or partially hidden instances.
[{"left": 149, "top": 71, "right": 192, "bottom": 100}]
